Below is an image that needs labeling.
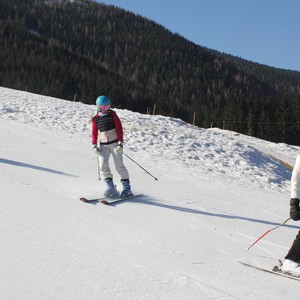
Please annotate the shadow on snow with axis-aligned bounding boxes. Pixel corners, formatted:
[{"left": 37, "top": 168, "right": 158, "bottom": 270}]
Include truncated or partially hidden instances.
[
  {"left": 124, "top": 196, "right": 300, "bottom": 230},
  {"left": 0, "top": 158, "right": 78, "bottom": 177}
]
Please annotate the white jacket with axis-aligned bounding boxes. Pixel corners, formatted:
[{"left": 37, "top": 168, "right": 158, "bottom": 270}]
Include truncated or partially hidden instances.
[{"left": 291, "top": 154, "right": 300, "bottom": 199}]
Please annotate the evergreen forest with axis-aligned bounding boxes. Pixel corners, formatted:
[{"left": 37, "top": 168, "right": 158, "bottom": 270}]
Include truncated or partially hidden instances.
[{"left": 0, "top": 0, "right": 300, "bottom": 145}]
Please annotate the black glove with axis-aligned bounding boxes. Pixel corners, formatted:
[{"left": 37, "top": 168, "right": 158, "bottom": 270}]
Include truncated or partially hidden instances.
[{"left": 290, "top": 198, "right": 300, "bottom": 221}]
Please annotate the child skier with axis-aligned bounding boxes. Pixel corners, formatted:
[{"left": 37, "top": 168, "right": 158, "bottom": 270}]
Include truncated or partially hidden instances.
[
  {"left": 91, "top": 95, "right": 133, "bottom": 198},
  {"left": 281, "top": 154, "right": 300, "bottom": 276}
]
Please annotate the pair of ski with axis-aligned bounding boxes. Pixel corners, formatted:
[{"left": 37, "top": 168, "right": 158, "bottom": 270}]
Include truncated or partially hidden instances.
[
  {"left": 239, "top": 260, "right": 300, "bottom": 281},
  {"left": 80, "top": 193, "right": 143, "bottom": 205}
]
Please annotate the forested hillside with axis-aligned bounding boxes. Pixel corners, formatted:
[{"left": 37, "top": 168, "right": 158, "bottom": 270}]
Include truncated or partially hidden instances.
[{"left": 0, "top": 0, "right": 300, "bottom": 145}]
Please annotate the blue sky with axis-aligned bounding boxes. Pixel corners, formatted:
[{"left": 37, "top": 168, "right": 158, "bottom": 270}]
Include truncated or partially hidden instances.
[{"left": 97, "top": 0, "right": 300, "bottom": 71}]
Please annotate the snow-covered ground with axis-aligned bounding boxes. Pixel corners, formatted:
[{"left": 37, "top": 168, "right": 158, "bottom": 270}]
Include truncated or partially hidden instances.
[{"left": 0, "top": 86, "right": 300, "bottom": 300}]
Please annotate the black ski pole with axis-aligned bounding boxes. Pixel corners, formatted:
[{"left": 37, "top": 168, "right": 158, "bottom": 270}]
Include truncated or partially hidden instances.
[{"left": 123, "top": 152, "right": 158, "bottom": 181}]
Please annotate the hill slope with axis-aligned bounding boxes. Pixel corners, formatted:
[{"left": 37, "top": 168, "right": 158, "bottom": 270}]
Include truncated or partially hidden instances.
[{"left": 1, "top": 87, "right": 300, "bottom": 299}]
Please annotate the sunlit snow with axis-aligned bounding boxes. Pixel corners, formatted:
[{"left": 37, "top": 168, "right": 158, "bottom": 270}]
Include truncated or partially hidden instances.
[{"left": 1, "top": 87, "right": 300, "bottom": 299}]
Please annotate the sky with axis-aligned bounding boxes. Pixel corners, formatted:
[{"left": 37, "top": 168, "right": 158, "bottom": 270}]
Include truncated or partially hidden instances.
[
  {"left": 97, "top": 0, "right": 300, "bottom": 72},
  {"left": 1, "top": 86, "right": 300, "bottom": 299}
]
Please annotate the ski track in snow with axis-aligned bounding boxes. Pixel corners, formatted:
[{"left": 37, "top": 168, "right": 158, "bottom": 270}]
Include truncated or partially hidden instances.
[{"left": 1, "top": 86, "right": 300, "bottom": 300}]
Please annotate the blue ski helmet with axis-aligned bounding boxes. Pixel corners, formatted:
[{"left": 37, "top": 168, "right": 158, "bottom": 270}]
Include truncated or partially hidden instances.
[{"left": 96, "top": 95, "right": 111, "bottom": 106}]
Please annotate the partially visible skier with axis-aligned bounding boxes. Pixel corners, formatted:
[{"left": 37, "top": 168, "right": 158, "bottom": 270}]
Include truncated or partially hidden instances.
[
  {"left": 91, "top": 95, "right": 133, "bottom": 198},
  {"left": 282, "top": 154, "right": 300, "bottom": 276}
]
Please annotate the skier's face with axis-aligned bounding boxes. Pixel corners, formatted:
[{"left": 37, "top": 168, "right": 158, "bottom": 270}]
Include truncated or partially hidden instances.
[{"left": 98, "top": 105, "right": 110, "bottom": 114}]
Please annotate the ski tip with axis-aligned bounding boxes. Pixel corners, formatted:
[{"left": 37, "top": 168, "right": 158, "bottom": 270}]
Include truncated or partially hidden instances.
[
  {"left": 80, "top": 197, "right": 88, "bottom": 202},
  {"left": 101, "top": 200, "right": 109, "bottom": 205}
]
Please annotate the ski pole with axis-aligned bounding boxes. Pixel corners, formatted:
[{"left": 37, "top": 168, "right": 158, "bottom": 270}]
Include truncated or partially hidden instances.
[
  {"left": 123, "top": 152, "right": 158, "bottom": 181},
  {"left": 97, "top": 156, "right": 101, "bottom": 180},
  {"left": 246, "top": 217, "right": 291, "bottom": 251}
]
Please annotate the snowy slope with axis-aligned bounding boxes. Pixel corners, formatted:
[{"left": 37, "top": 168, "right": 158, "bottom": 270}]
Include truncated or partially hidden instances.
[{"left": 1, "top": 86, "right": 300, "bottom": 300}]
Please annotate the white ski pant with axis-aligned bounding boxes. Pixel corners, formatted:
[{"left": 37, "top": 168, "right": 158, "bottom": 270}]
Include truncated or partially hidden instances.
[{"left": 98, "top": 142, "right": 129, "bottom": 180}]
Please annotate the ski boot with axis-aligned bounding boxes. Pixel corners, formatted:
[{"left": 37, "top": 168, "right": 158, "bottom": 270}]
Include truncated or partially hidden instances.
[
  {"left": 104, "top": 178, "right": 119, "bottom": 198},
  {"left": 281, "top": 259, "right": 300, "bottom": 277},
  {"left": 120, "top": 179, "right": 133, "bottom": 198}
]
